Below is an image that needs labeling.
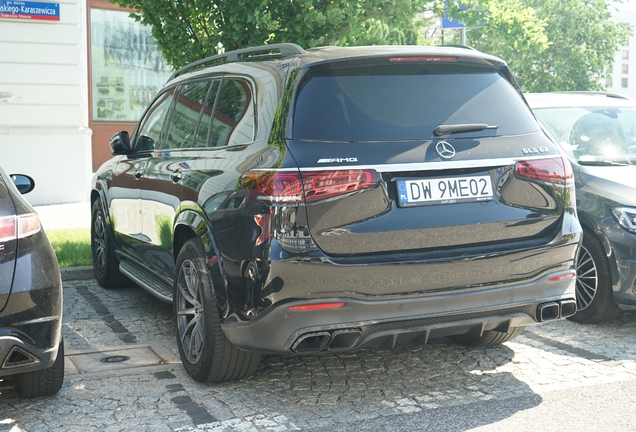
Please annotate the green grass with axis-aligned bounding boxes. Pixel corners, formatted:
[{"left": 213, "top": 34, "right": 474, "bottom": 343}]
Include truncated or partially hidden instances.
[{"left": 46, "top": 228, "right": 92, "bottom": 268}]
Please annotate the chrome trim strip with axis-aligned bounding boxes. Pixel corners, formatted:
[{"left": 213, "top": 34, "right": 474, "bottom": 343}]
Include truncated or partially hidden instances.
[{"left": 260, "top": 155, "right": 561, "bottom": 172}]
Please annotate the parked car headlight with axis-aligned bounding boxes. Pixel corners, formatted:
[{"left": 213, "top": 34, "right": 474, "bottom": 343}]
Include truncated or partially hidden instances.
[{"left": 611, "top": 207, "right": 636, "bottom": 233}]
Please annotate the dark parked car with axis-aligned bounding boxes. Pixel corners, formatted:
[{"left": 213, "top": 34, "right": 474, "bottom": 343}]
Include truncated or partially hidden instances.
[
  {"left": 0, "top": 165, "right": 64, "bottom": 397},
  {"left": 91, "top": 44, "right": 581, "bottom": 383},
  {"left": 526, "top": 91, "right": 636, "bottom": 323}
]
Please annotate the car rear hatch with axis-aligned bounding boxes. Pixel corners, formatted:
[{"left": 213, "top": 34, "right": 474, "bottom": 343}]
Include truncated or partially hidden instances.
[
  {"left": 0, "top": 178, "right": 18, "bottom": 312},
  {"left": 285, "top": 55, "right": 572, "bottom": 257}
]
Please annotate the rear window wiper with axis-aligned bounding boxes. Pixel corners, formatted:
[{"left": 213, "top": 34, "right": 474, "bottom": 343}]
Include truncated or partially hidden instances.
[{"left": 434, "top": 123, "right": 499, "bottom": 136}]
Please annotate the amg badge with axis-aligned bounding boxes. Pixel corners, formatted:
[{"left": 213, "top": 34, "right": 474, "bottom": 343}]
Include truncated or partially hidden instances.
[{"left": 317, "top": 158, "right": 358, "bottom": 163}]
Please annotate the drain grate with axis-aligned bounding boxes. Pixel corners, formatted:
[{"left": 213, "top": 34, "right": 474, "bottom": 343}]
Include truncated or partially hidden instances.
[{"left": 100, "top": 355, "right": 130, "bottom": 363}]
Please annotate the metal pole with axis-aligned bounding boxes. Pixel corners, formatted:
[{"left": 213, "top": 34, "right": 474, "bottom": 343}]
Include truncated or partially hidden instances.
[{"left": 460, "top": 27, "right": 466, "bottom": 45}]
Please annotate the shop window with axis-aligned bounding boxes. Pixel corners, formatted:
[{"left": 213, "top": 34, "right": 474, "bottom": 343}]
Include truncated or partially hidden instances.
[{"left": 90, "top": 8, "right": 172, "bottom": 122}]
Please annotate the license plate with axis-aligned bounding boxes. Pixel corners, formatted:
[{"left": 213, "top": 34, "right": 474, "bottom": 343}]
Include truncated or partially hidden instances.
[{"left": 397, "top": 175, "right": 493, "bottom": 207}]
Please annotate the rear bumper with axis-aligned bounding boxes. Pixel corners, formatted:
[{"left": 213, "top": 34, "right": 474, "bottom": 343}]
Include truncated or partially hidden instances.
[
  {"left": 0, "top": 278, "right": 63, "bottom": 377},
  {"left": 222, "top": 270, "right": 577, "bottom": 354},
  {"left": 0, "top": 330, "right": 60, "bottom": 378}
]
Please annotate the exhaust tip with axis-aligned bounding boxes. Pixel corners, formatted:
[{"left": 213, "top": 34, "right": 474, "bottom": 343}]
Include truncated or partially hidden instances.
[
  {"left": 291, "top": 332, "right": 331, "bottom": 353},
  {"left": 327, "top": 329, "right": 362, "bottom": 351},
  {"left": 2, "top": 346, "right": 41, "bottom": 369},
  {"left": 559, "top": 299, "right": 577, "bottom": 318},
  {"left": 537, "top": 302, "right": 560, "bottom": 322}
]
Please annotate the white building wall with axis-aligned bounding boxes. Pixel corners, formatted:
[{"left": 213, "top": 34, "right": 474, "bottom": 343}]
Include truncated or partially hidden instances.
[
  {"left": 0, "top": 0, "right": 91, "bottom": 205},
  {"left": 609, "top": 3, "right": 636, "bottom": 100}
]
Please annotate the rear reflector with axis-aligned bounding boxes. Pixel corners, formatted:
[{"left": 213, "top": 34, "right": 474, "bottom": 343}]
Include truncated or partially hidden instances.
[
  {"left": 242, "top": 169, "right": 379, "bottom": 203},
  {"left": 514, "top": 157, "right": 574, "bottom": 186},
  {"left": 288, "top": 302, "right": 346, "bottom": 311},
  {"left": 0, "top": 214, "right": 41, "bottom": 242},
  {"left": 548, "top": 273, "right": 576, "bottom": 283},
  {"left": 390, "top": 57, "right": 457, "bottom": 62}
]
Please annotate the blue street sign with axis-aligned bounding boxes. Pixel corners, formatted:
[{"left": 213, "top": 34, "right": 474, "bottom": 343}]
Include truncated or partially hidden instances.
[
  {"left": 0, "top": 0, "right": 60, "bottom": 21},
  {"left": 441, "top": 15, "right": 466, "bottom": 29}
]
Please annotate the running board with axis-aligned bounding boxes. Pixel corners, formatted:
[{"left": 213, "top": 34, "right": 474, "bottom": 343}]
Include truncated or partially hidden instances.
[{"left": 119, "top": 261, "right": 173, "bottom": 304}]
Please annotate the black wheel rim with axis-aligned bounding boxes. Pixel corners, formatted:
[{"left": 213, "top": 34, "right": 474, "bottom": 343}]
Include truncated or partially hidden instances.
[
  {"left": 176, "top": 259, "right": 204, "bottom": 364},
  {"left": 92, "top": 208, "right": 107, "bottom": 277},
  {"left": 576, "top": 245, "right": 598, "bottom": 311}
]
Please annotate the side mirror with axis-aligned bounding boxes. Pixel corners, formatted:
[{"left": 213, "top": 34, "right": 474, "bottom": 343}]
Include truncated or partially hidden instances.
[
  {"left": 109, "top": 131, "right": 131, "bottom": 155},
  {"left": 10, "top": 174, "right": 35, "bottom": 195}
]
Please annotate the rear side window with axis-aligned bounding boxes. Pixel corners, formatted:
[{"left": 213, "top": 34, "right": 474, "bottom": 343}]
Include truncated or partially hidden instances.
[
  {"left": 209, "top": 79, "right": 254, "bottom": 147},
  {"left": 165, "top": 81, "right": 213, "bottom": 149},
  {"left": 193, "top": 80, "right": 221, "bottom": 147},
  {"left": 292, "top": 63, "right": 539, "bottom": 141}
]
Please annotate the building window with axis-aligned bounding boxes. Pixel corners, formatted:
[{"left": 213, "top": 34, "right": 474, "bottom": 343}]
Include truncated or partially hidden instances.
[
  {"left": 622, "top": 64, "right": 629, "bottom": 74},
  {"left": 622, "top": 50, "right": 629, "bottom": 60},
  {"left": 90, "top": 8, "right": 172, "bottom": 121},
  {"left": 622, "top": 78, "right": 628, "bottom": 88},
  {"left": 607, "top": 76, "right": 613, "bottom": 88}
]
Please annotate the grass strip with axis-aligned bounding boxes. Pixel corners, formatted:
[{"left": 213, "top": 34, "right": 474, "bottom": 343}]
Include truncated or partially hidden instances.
[{"left": 46, "top": 227, "right": 92, "bottom": 268}]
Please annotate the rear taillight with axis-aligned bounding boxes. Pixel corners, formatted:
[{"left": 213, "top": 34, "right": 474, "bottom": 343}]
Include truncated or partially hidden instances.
[
  {"left": 514, "top": 157, "right": 574, "bottom": 186},
  {"left": 0, "top": 214, "right": 41, "bottom": 242},
  {"left": 242, "top": 169, "right": 379, "bottom": 203}
]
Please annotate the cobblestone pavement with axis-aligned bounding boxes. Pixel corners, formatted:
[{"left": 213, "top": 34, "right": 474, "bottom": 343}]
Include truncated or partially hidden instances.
[{"left": 2, "top": 279, "right": 636, "bottom": 431}]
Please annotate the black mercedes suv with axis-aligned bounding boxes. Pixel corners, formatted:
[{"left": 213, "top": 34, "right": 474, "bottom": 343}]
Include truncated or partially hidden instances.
[{"left": 91, "top": 44, "right": 581, "bottom": 383}]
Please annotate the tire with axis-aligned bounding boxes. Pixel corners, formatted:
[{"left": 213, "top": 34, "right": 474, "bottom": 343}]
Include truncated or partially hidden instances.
[
  {"left": 569, "top": 231, "right": 621, "bottom": 324},
  {"left": 451, "top": 327, "right": 525, "bottom": 347},
  {"left": 91, "top": 199, "right": 127, "bottom": 288},
  {"left": 14, "top": 340, "right": 65, "bottom": 398},
  {"left": 174, "top": 238, "right": 261, "bottom": 383}
]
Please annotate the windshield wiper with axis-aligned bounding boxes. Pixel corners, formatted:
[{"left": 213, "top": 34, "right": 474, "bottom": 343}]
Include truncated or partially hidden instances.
[
  {"left": 578, "top": 160, "right": 631, "bottom": 166},
  {"left": 434, "top": 123, "right": 499, "bottom": 136}
]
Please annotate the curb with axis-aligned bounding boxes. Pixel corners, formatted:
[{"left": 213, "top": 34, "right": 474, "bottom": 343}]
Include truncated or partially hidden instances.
[{"left": 60, "top": 266, "right": 95, "bottom": 282}]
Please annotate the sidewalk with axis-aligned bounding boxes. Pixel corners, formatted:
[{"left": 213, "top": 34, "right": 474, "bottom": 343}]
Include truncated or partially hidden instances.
[{"left": 33, "top": 201, "right": 91, "bottom": 231}]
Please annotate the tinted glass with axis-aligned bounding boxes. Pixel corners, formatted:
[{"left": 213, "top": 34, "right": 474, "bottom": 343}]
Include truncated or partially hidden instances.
[
  {"left": 293, "top": 63, "right": 539, "bottom": 141},
  {"left": 534, "top": 106, "right": 636, "bottom": 163},
  {"left": 193, "top": 80, "right": 221, "bottom": 147},
  {"left": 209, "top": 79, "right": 253, "bottom": 147},
  {"left": 165, "top": 81, "right": 212, "bottom": 149},
  {"left": 135, "top": 89, "right": 176, "bottom": 151}
]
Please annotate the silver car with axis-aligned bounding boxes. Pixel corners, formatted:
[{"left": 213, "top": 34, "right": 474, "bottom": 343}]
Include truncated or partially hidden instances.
[{"left": 526, "top": 91, "right": 636, "bottom": 323}]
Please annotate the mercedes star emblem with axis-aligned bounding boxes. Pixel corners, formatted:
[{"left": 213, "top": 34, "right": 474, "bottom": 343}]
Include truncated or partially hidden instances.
[{"left": 436, "top": 141, "right": 456, "bottom": 159}]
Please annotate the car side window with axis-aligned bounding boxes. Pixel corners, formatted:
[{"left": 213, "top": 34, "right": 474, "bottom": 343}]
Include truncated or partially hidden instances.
[
  {"left": 135, "top": 88, "right": 176, "bottom": 151},
  {"left": 193, "top": 80, "right": 221, "bottom": 148},
  {"left": 209, "top": 79, "right": 254, "bottom": 147},
  {"left": 164, "top": 81, "right": 212, "bottom": 149}
]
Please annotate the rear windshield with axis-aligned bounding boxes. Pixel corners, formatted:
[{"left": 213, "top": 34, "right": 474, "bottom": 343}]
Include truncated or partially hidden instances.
[{"left": 292, "top": 63, "right": 539, "bottom": 141}]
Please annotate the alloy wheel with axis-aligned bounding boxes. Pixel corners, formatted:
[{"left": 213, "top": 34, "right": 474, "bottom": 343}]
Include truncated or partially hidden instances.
[
  {"left": 92, "top": 208, "right": 107, "bottom": 276},
  {"left": 176, "top": 259, "right": 205, "bottom": 364},
  {"left": 575, "top": 245, "right": 598, "bottom": 311}
]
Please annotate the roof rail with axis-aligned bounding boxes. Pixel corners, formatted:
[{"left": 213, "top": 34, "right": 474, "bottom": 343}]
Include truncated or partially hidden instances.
[
  {"left": 552, "top": 91, "right": 632, "bottom": 100},
  {"left": 169, "top": 43, "right": 305, "bottom": 81}
]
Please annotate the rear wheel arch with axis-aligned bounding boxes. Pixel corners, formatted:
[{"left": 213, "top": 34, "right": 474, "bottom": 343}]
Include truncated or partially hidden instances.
[
  {"left": 173, "top": 209, "right": 228, "bottom": 309},
  {"left": 578, "top": 222, "right": 619, "bottom": 288}
]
